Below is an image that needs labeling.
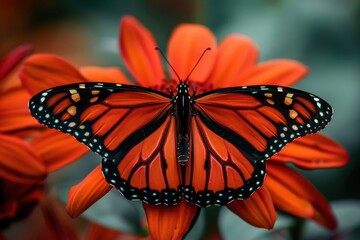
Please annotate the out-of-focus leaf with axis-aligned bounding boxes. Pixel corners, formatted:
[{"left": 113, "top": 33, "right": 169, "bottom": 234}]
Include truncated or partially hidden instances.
[
  {"left": 303, "top": 200, "right": 360, "bottom": 239},
  {"left": 218, "top": 206, "right": 294, "bottom": 240},
  {"left": 50, "top": 153, "right": 144, "bottom": 235}
]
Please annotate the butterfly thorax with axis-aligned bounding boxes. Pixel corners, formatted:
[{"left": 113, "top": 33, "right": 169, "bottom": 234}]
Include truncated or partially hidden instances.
[{"left": 173, "top": 82, "right": 192, "bottom": 165}]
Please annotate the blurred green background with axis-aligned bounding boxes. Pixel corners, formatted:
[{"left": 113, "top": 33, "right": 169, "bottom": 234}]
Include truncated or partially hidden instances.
[{"left": 1, "top": 0, "right": 359, "bottom": 239}]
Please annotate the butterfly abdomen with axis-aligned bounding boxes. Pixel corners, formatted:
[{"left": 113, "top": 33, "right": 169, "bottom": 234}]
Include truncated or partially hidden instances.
[{"left": 177, "top": 135, "right": 189, "bottom": 165}]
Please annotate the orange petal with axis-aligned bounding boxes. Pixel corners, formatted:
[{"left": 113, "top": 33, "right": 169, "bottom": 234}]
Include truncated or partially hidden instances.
[
  {"left": 226, "top": 186, "right": 277, "bottom": 229},
  {"left": 168, "top": 24, "right": 217, "bottom": 82},
  {"left": 31, "top": 129, "right": 89, "bottom": 172},
  {"left": 66, "top": 165, "right": 112, "bottom": 218},
  {"left": 270, "top": 134, "right": 349, "bottom": 169},
  {"left": 79, "top": 66, "right": 133, "bottom": 85},
  {"left": 0, "top": 134, "right": 47, "bottom": 183},
  {"left": 120, "top": 16, "right": 165, "bottom": 87},
  {"left": 208, "top": 35, "right": 258, "bottom": 88},
  {"left": 0, "top": 44, "right": 33, "bottom": 83},
  {"left": 0, "top": 87, "right": 40, "bottom": 132},
  {"left": 266, "top": 162, "right": 337, "bottom": 229},
  {"left": 240, "top": 60, "right": 308, "bottom": 86},
  {"left": 143, "top": 199, "right": 199, "bottom": 240},
  {"left": 20, "top": 54, "right": 87, "bottom": 95}
]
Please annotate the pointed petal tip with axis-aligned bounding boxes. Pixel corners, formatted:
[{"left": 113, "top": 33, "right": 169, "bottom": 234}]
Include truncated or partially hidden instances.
[
  {"left": 267, "top": 163, "right": 337, "bottom": 229},
  {"left": 227, "top": 187, "right": 277, "bottom": 229},
  {"left": 66, "top": 165, "right": 112, "bottom": 218},
  {"left": 119, "top": 15, "right": 164, "bottom": 87},
  {"left": 271, "top": 134, "right": 349, "bottom": 169},
  {"left": 168, "top": 23, "right": 217, "bottom": 83}
]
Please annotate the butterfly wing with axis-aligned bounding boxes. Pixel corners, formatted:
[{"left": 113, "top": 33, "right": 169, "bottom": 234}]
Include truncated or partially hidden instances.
[
  {"left": 29, "top": 82, "right": 181, "bottom": 205},
  {"left": 185, "top": 85, "right": 332, "bottom": 207}
]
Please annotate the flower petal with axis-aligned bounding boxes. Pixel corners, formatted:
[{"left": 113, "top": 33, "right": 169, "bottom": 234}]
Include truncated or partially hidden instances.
[
  {"left": 31, "top": 129, "right": 89, "bottom": 172},
  {"left": 270, "top": 134, "right": 349, "bottom": 169},
  {"left": 66, "top": 165, "right": 112, "bottom": 218},
  {"left": 208, "top": 35, "right": 258, "bottom": 88},
  {"left": 0, "top": 87, "right": 40, "bottom": 132},
  {"left": 0, "top": 44, "right": 33, "bottom": 84},
  {"left": 119, "top": 16, "right": 165, "bottom": 87},
  {"left": 0, "top": 134, "right": 46, "bottom": 183},
  {"left": 168, "top": 24, "right": 217, "bottom": 82},
  {"left": 240, "top": 60, "right": 308, "bottom": 86},
  {"left": 266, "top": 162, "right": 337, "bottom": 229},
  {"left": 226, "top": 186, "right": 277, "bottom": 229},
  {"left": 79, "top": 66, "right": 132, "bottom": 85},
  {"left": 143, "top": 199, "right": 200, "bottom": 240},
  {"left": 20, "top": 54, "right": 87, "bottom": 95}
]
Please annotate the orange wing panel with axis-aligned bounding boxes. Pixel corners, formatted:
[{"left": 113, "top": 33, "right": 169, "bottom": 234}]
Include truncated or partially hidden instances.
[
  {"left": 104, "top": 104, "right": 169, "bottom": 151},
  {"left": 197, "top": 104, "right": 267, "bottom": 152},
  {"left": 105, "top": 91, "right": 169, "bottom": 106},
  {"left": 196, "top": 93, "right": 261, "bottom": 108}
]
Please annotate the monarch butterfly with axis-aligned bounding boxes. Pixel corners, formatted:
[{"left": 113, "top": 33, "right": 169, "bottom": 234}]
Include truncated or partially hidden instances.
[{"left": 28, "top": 49, "right": 332, "bottom": 207}]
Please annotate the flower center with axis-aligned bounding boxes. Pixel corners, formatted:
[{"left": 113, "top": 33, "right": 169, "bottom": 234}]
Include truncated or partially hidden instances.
[{"left": 150, "top": 79, "right": 215, "bottom": 95}]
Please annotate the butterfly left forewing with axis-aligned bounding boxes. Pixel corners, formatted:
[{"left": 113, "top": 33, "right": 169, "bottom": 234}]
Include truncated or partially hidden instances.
[{"left": 29, "top": 82, "right": 172, "bottom": 158}]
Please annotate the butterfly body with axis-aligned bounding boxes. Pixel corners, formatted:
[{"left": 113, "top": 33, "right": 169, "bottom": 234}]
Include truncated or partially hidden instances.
[
  {"left": 173, "top": 82, "right": 193, "bottom": 165},
  {"left": 29, "top": 82, "right": 332, "bottom": 207}
]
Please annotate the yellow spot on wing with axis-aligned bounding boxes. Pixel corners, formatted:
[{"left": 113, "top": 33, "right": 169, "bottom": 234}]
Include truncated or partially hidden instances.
[
  {"left": 91, "top": 90, "right": 100, "bottom": 95},
  {"left": 264, "top": 93, "right": 272, "bottom": 98},
  {"left": 284, "top": 97, "right": 293, "bottom": 105},
  {"left": 71, "top": 93, "right": 80, "bottom": 102},
  {"left": 266, "top": 99, "right": 275, "bottom": 105},
  {"left": 90, "top": 96, "right": 99, "bottom": 103},
  {"left": 67, "top": 106, "right": 77, "bottom": 116},
  {"left": 289, "top": 109, "right": 298, "bottom": 119}
]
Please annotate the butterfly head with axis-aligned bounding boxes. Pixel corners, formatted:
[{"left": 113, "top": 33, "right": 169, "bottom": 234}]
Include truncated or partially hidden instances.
[{"left": 176, "top": 82, "right": 190, "bottom": 95}]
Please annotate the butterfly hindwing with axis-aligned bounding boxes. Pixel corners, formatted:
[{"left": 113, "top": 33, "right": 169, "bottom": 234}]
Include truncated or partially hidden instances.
[
  {"left": 102, "top": 116, "right": 182, "bottom": 205},
  {"left": 183, "top": 116, "right": 266, "bottom": 207}
]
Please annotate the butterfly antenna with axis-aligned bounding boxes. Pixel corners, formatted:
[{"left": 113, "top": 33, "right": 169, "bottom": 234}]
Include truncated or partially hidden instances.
[
  {"left": 185, "top": 47, "right": 211, "bottom": 83},
  {"left": 155, "top": 47, "right": 181, "bottom": 82}
]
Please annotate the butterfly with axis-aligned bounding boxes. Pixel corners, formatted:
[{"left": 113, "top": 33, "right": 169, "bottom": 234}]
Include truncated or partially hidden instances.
[{"left": 29, "top": 77, "right": 332, "bottom": 207}]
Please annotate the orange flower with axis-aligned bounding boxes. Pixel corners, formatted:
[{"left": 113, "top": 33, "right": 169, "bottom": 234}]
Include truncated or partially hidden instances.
[
  {"left": 20, "top": 16, "right": 348, "bottom": 239},
  {"left": 0, "top": 45, "right": 47, "bottom": 229}
]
